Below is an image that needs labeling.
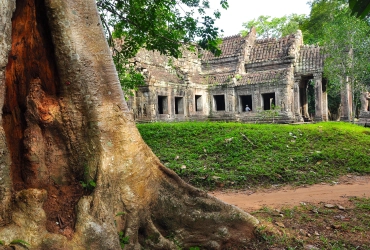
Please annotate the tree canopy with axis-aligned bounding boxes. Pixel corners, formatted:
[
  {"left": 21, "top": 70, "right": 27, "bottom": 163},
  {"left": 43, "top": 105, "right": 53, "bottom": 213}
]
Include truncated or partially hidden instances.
[
  {"left": 349, "top": 0, "right": 370, "bottom": 18},
  {"left": 239, "top": 0, "right": 370, "bottom": 119},
  {"left": 96, "top": 0, "right": 229, "bottom": 97},
  {"left": 97, "top": 0, "right": 229, "bottom": 58},
  {"left": 240, "top": 14, "right": 306, "bottom": 38}
]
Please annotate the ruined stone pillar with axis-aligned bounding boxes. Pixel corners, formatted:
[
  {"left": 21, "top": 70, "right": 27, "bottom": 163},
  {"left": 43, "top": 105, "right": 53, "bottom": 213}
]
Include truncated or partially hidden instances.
[
  {"left": 293, "top": 80, "right": 301, "bottom": 121},
  {"left": 360, "top": 92, "right": 369, "bottom": 112},
  {"left": 322, "top": 80, "right": 328, "bottom": 121},
  {"left": 314, "top": 73, "right": 323, "bottom": 121},
  {"left": 341, "top": 77, "right": 352, "bottom": 121},
  {"left": 358, "top": 92, "right": 370, "bottom": 125}
]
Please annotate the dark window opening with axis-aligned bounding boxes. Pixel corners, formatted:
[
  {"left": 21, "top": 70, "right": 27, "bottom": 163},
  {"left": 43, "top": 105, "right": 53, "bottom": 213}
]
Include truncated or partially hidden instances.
[
  {"left": 213, "top": 95, "right": 225, "bottom": 111},
  {"left": 262, "top": 93, "right": 276, "bottom": 110},
  {"left": 240, "top": 95, "right": 253, "bottom": 112},
  {"left": 195, "top": 95, "right": 203, "bottom": 111},
  {"left": 175, "top": 97, "right": 184, "bottom": 114},
  {"left": 158, "top": 95, "right": 168, "bottom": 114}
]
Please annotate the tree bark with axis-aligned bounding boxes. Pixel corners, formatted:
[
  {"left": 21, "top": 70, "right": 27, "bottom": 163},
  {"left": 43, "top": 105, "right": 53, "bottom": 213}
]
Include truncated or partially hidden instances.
[{"left": 0, "top": 0, "right": 258, "bottom": 249}]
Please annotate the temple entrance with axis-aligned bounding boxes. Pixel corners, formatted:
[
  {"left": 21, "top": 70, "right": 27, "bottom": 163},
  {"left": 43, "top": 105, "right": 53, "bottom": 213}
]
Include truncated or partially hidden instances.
[
  {"left": 240, "top": 95, "right": 253, "bottom": 112},
  {"left": 262, "top": 93, "right": 275, "bottom": 110},
  {"left": 299, "top": 76, "right": 314, "bottom": 121},
  {"left": 195, "top": 95, "right": 203, "bottom": 111},
  {"left": 158, "top": 95, "right": 168, "bottom": 114},
  {"left": 213, "top": 95, "right": 225, "bottom": 111},
  {"left": 175, "top": 97, "right": 184, "bottom": 114}
]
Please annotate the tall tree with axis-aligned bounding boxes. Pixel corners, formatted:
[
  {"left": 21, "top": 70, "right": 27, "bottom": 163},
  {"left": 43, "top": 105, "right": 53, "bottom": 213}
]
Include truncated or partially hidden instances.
[
  {"left": 97, "top": 0, "right": 228, "bottom": 97},
  {"left": 0, "top": 0, "right": 258, "bottom": 249},
  {"left": 299, "top": 0, "right": 352, "bottom": 45},
  {"left": 301, "top": 0, "right": 370, "bottom": 120},
  {"left": 240, "top": 14, "right": 306, "bottom": 38},
  {"left": 320, "top": 1, "right": 370, "bottom": 121}
]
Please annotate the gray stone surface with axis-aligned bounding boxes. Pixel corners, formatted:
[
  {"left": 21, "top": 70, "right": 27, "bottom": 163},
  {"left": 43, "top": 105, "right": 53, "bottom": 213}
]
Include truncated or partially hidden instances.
[{"left": 128, "top": 28, "right": 334, "bottom": 123}]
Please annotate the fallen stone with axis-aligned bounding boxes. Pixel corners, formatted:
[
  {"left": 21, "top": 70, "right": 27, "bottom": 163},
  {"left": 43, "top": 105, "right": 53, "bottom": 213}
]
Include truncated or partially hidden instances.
[
  {"left": 299, "top": 229, "right": 307, "bottom": 236},
  {"left": 304, "top": 245, "right": 319, "bottom": 250},
  {"left": 275, "top": 222, "right": 285, "bottom": 228},
  {"left": 331, "top": 224, "right": 341, "bottom": 229},
  {"left": 324, "top": 204, "right": 336, "bottom": 208},
  {"left": 337, "top": 205, "right": 345, "bottom": 210}
]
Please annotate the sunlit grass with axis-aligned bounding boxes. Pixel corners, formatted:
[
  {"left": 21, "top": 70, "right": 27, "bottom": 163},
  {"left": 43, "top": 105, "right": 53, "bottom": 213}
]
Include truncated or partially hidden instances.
[{"left": 137, "top": 121, "right": 370, "bottom": 189}]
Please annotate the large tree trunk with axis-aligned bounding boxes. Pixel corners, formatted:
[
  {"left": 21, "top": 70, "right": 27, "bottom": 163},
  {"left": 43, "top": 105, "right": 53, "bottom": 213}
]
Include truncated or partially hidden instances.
[{"left": 0, "top": 0, "right": 258, "bottom": 249}]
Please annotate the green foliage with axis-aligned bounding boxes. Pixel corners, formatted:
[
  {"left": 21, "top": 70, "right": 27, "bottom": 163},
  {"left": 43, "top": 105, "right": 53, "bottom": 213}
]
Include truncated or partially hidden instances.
[
  {"left": 10, "top": 239, "right": 30, "bottom": 248},
  {"left": 319, "top": 1, "right": 370, "bottom": 121},
  {"left": 113, "top": 54, "right": 145, "bottom": 98},
  {"left": 235, "top": 74, "right": 242, "bottom": 80},
  {"left": 241, "top": 14, "right": 306, "bottom": 38},
  {"left": 80, "top": 164, "right": 97, "bottom": 191},
  {"left": 255, "top": 105, "right": 281, "bottom": 123},
  {"left": 137, "top": 121, "right": 370, "bottom": 189},
  {"left": 97, "top": 0, "right": 229, "bottom": 97},
  {"left": 80, "top": 180, "right": 96, "bottom": 191},
  {"left": 299, "top": 0, "right": 370, "bottom": 121},
  {"left": 300, "top": 0, "right": 345, "bottom": 45},
  {"left": 118, "top": 231, "right": 130, "bottom": 249},
  {"left": 249, "top": 199, "right": 370, "bottom": 249},
  {"left": 0, "top": 240, "right": 3, "bottom": 245},
  {"left": 349, "top": 0, "right": 370, "bottom": 18},
  {"left": 321, "top": 4, "right": 370, "bottom": 83},
  {"left": 98, "top": 0, "right": 228, "bottom": 59},
  {"left": 115, "top": 212, "right": 125, "bottom": 217},
  {"left": 352, "top": 197, "right": 370, "bottom": 210}
]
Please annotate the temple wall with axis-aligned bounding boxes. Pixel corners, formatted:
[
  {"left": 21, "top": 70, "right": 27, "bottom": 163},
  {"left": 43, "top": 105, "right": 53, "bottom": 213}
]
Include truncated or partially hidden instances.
[{"left": 130, "top": 30, "right": 331, "bottom": 124}]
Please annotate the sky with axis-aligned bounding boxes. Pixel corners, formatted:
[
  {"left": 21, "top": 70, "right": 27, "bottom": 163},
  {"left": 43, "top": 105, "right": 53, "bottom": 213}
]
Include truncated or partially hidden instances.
[{"left": 209, "top": 0, "right": 312, "bottom": 36}]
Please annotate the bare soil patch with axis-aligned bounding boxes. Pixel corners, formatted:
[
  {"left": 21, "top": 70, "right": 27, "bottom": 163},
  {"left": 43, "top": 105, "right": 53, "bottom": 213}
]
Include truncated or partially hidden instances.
[
  {"left": 211, "top": 175, "right": 370, "bottom": 212},
  {"left": 211, "top": 175, "right": 370, "bottom": 249}
]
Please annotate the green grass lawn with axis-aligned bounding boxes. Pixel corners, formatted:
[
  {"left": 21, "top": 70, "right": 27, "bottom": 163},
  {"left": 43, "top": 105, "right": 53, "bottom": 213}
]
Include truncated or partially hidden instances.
[{"left": 137, "top": 122, "right": 370, "bottom": 189}]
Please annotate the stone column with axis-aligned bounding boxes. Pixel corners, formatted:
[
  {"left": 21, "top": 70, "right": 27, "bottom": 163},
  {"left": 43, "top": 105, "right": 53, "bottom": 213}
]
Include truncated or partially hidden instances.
[
  {"left": 360, "top": 92, "right": 369, "bottom": 112},
  {"left": 301, "top": 82, "right": 309, "bottom": 119},
  {"left": 322, "top": 80, "right": 328, "bottom": 121},
  {"left": 293, "top": 79, "right": 301, "bottom": 121},
  {"left": 340, "top": 77, "right": 352, "bottom": 121},
  {"left": 314, "top": 73, "right": 323, "bottom": 121},
  {"left": 358, "top": 92, "right": 370, "bottom": 125}
]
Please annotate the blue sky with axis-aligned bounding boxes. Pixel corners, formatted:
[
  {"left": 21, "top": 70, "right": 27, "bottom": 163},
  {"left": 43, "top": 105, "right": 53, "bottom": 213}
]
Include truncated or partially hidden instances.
[{"left": 209, "top": 0, "right": 312, "bottom": 36}]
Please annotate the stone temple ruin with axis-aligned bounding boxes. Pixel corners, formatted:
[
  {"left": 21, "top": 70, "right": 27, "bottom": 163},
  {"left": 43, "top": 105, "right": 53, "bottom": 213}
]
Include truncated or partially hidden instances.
[{"left": 127, "top": 28, "right": 369, "bottom": 124}]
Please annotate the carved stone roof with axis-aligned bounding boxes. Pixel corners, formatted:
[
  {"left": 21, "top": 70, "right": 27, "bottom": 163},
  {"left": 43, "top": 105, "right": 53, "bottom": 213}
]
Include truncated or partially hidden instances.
[
  {"left": 204, "top": 74, "right": 233, "bottom": 84},
  {"left": 144, "top": 65, "right": 183, "bottom": 84},
  {"left": 295, "top": 45, "right": 325, "bottom": 74},
  {"left": 237, "top": 68, "right": 289, "bottom": 85},
  {"left": 203, "top": 68, "right": 289, "bottom": 86},
  {"left": 248, "top": 34, "right": 296, "bottom": 63},
  {"left": 202, "top": 35, "right": 245, "bottom": 61}
]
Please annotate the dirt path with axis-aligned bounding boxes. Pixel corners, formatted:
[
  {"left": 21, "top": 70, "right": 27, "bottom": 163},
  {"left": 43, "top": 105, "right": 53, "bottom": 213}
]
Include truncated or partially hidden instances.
[{"left": 211, "top": 175, "right": 370, "bottom": 212}]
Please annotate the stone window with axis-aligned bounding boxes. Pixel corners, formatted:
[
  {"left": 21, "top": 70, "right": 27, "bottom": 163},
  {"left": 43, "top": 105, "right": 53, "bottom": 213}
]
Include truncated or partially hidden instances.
[
  {"left": 240, "top": 95, "right": 253, "bottom": 112},
  {"left": 158, "top": 95, "right": 168, "bottom": 114},
  {"left": 262, "top": 93, "right": 276, "bottom": 110},
  {"left": 175, "top": 97, "right": 184, "bottom": 114},
  {"left": 195, "top": 95, "right": 203, "bottom": 111},
  {"left": 213, "top": 95, "right": 225, "bottom": 111}
]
